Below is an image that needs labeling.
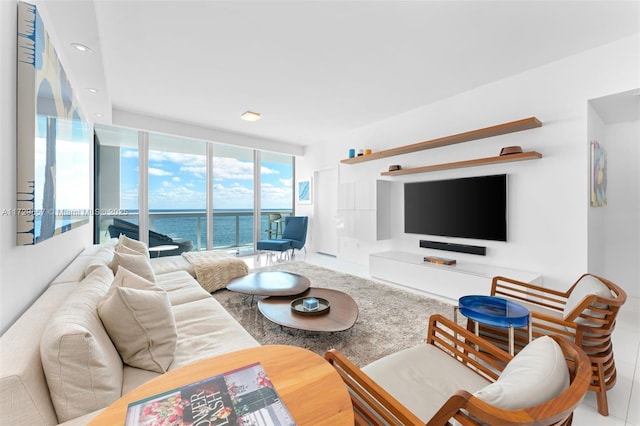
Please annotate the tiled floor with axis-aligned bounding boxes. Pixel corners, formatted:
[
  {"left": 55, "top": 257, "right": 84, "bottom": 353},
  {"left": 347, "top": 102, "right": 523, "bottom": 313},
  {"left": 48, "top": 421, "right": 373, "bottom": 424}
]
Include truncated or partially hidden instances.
[{"left": 247, "top": 251, "right": 639, "bottom": 425}]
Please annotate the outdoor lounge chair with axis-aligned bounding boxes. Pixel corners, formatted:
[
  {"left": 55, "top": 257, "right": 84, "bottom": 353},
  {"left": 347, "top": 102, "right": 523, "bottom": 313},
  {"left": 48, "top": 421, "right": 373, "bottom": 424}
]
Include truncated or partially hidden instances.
[{"left": 107, "top": 218, "right": 193, "bottom": 257}]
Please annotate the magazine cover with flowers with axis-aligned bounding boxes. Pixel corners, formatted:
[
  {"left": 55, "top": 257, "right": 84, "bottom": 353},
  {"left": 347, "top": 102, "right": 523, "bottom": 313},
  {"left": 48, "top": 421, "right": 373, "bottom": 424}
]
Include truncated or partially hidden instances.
[{"left": 125, "top": 362, "right": 296, "bottom": 426}]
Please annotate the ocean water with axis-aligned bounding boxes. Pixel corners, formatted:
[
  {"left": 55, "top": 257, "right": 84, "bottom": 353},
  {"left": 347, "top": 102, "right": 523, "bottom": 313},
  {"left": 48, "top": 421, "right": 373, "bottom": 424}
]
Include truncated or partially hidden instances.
[{"left": 145, "top": 210, "right": 287, "bottom": 250}]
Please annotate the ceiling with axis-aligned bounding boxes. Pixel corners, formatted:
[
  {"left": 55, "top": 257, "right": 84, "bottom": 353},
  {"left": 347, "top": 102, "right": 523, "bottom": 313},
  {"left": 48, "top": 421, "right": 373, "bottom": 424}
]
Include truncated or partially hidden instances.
[{"left": 35, "top": 1, "right": 639, "bottom": 150}]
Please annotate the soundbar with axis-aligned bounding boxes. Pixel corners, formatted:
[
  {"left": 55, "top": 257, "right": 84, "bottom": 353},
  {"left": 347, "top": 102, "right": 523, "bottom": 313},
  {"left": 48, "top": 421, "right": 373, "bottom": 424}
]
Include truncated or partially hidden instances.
[{"left": 419, "top": 240, "right": 486, "bottom": 256}]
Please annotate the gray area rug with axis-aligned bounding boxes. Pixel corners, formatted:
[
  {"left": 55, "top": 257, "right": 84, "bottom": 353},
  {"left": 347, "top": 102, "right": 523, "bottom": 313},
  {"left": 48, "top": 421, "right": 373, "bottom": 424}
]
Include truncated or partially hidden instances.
[{"left": 212, "top": 261, "right": 458, "bottom": 367}]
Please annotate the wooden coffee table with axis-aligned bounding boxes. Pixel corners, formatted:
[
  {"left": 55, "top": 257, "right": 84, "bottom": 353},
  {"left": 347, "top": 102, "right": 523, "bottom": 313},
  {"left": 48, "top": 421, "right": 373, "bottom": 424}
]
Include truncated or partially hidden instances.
[
  {"left": 88, "top": 345, "right": 353, "bottom": 425},
  {"left": 227, "top": 271, "right": 311, "bottom": 296},
  {"left": 258, "top": 288, "right": 359, "bottom": 332}
]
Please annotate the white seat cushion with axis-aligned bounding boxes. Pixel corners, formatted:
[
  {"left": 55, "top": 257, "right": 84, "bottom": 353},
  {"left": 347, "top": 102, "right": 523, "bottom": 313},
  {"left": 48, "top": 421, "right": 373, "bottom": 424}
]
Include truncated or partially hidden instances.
[{"left": 363, "top": 344, "right": 490, "bottom": 423}]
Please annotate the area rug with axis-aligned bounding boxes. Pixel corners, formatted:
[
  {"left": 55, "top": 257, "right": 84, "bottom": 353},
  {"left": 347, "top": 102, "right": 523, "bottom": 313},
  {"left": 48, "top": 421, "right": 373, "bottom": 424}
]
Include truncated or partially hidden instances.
[{"left": 212, "top": 261, "right": 458, "bottom": 367}]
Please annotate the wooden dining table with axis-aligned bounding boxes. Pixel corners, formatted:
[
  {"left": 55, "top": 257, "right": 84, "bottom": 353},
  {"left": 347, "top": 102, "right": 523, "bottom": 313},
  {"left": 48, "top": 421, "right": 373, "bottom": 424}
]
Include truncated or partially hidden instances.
[{"left": 88, "top": 345, "right": 354, "bottom": 425}]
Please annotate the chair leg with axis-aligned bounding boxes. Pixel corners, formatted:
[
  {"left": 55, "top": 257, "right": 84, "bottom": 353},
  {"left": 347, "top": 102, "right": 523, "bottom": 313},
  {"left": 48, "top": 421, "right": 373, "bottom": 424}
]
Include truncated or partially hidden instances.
[{"left": 594, "top": 362, "right": 609, "bottom": 416}]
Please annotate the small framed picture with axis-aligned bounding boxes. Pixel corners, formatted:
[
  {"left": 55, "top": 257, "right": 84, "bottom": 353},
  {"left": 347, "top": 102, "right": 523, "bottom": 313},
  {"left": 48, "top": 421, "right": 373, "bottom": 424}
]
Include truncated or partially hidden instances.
[{"left": 297, "top": 178, "right": 312, "bottom": 204}]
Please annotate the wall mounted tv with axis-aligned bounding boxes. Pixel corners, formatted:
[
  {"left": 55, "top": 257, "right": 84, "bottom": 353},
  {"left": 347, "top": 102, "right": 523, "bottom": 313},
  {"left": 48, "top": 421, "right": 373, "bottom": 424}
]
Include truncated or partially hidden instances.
[{"left": 404, "top": 174, "right": 507, "bottom": 242}]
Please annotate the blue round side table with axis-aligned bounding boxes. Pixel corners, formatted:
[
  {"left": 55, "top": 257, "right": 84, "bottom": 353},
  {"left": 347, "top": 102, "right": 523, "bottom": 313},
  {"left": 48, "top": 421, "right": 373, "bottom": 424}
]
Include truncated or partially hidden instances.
[{"left": 456, "top": 295, "right": 531, "bottom": 355}]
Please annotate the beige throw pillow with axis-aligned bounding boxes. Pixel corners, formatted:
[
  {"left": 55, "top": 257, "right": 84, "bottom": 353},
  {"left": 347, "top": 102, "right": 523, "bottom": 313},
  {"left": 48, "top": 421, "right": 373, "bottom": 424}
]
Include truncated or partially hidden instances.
[
  {"left": 98, "top": 285, "right": 177, "bottom": 373},
  {"left": 564, "top": 275, "right": 611, "bottom": 325},
  {"left": 116, "top": 234, "right": 150, "bottom": 258},
  {"left": 473, "top": 336, "right": 569, "bottom": 410},
  {"left": 40, "top": 266, "right": 123, "bottom": 423},
  {"left": 109, "top": 251, "right": 157, "bottom": 283}
]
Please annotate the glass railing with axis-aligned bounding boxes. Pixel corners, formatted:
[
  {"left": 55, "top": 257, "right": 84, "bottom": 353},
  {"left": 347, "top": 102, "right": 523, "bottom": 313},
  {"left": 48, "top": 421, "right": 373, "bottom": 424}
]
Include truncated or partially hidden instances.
[{"left": 97, "top": 210, "right": 293, "bottom": 255}]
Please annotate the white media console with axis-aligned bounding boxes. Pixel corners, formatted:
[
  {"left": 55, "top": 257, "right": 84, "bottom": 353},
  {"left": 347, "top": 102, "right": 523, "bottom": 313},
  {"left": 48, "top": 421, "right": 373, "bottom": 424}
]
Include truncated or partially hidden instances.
[{"left": 369, "top": 251, "right": 542, "bottom": 302}]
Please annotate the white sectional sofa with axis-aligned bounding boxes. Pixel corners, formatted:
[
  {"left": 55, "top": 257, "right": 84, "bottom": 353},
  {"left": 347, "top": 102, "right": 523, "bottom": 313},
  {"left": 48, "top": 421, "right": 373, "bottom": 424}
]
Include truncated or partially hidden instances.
[{"left": 0, "top": 242, "right": 259, "bottom": 425}]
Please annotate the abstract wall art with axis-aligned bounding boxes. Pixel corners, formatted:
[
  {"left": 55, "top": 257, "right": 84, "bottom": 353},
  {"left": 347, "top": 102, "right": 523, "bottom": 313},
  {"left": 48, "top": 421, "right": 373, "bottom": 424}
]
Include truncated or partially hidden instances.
[
  {"left": 17, "top": 2, "right": 92, "bottom": 245},
  {"left": 590, "top": 140, "right": 607, "bottom": 207},
  {"left": 297, "top": 178, "right": 312, "bottom": 205}
]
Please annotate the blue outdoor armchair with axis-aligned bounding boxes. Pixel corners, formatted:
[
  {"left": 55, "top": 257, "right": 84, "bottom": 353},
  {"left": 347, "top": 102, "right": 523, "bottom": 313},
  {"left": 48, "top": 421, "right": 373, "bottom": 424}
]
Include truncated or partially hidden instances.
[{"left": 256, "top": 216, "right": 308, "bottom": 262}]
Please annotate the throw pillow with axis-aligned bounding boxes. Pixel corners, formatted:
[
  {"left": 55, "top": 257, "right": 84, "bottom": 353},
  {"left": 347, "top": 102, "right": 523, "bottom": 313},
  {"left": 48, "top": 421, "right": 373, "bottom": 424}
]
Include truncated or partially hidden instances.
[
  {"left": 98, "top": 285, "right": 177, "bottom": 373},
  {"left": 564, "top": 275, "right": 611, "bottom": 324},
  {"left": 473, "top": 335, "right": 569, "bottom": 410},
  {"left": 116, "top": 234, "right": 150, "bottom": 258},
  {"left": 109, "top": 251, "right": 157, "bottom": 283},
  {"left": 40, "top": 266, "right": 123, "bottom": 423}
]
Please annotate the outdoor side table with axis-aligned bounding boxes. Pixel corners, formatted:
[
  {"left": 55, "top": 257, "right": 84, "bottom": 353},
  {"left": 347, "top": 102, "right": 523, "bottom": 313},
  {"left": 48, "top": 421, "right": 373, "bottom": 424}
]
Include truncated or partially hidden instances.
[{"left": 456, "top": 295, "right": 531, "bottom": 355}]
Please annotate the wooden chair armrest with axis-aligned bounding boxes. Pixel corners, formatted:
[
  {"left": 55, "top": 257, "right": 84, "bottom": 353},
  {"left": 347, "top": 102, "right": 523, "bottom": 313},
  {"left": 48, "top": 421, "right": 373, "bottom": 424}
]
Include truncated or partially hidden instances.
[
  {"left": 324, "top": 348, "right": 424, "bottom": 425},
  {"left": 427, "top": 314, "right": 512, "bottom": 381}
]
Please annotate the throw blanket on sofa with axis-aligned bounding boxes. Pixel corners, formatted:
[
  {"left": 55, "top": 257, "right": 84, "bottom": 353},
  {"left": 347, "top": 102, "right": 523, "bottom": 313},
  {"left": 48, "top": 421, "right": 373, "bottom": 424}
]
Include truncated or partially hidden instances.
[{"left": 182, "top": 251, "right": 249, "bottom": 293}]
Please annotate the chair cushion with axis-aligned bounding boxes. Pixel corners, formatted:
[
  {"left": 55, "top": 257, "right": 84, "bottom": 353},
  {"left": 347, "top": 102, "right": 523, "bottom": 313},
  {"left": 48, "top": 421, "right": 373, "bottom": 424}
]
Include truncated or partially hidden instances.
[
  {"left": 97, "top": 270, "right": 177, "bottom": 373},
  {"left": 40, "top": 266, "right": 123, "bottom": 423},
  {"left": 256, "top": 239, "right": 292, "bottom": 252},
  {"left": 564, "top": 275, "right": 611, "bottom": 324},
  {"left": 473, "top": 335, "right": 569, "bottom": 410},
  {"left": 363, "top": 344, "right": 490, "bottom": 422}
]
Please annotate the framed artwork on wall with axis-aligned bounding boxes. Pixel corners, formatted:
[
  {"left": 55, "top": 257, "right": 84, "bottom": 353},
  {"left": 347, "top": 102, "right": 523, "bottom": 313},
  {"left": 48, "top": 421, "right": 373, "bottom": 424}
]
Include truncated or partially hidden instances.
[
  {"left": 16, "top": 2, "right": 92, "bottom": 245},
  {"left": 297, "top": 178, "right": 312, "bottom": 205},
  {"left": 590, "top": 140, "right": 607, "bottom": 207}
]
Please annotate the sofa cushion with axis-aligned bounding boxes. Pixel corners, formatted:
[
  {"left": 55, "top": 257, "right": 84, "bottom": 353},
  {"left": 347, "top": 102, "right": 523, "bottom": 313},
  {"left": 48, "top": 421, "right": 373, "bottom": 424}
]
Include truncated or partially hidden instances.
[
  {"left": 473, "top": 335, "right": 569, "bottom": 410},
  {"left": 363, "top": 344, "right": 491, "bottom": 422},
  {"left": 109, "top": 251, "right": 156, "bottom": 283},
  {"left": 84, "top": 246, "right": 116, "bottom": 276},
  {"left": 155, "top": 271, "right": 211, "bottom": 306},
  {"left": 564, "top": 275, "right": 611, "bottom": 324},
  {"left": 40, "top": 265, "right": 123, "bottom": 423},
  {"left": 98, "top": 285, "right": 177, "bottom": 373}
]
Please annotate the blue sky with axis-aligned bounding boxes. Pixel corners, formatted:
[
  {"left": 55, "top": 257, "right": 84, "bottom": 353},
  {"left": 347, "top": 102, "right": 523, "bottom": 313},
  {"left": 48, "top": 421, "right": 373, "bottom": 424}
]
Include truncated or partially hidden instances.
[{"left": 120, "top": 148, "right": 293, "bottom": 210}]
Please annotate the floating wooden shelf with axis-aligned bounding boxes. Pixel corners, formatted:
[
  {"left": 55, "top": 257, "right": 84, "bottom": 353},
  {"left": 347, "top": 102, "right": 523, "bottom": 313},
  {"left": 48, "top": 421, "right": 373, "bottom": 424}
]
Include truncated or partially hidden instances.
[
  {"left": 380, "top": 151, "right": 542, "bottom": 176},
  {"left": 340, "top": 117, "right": 542, "bottom": 164}
]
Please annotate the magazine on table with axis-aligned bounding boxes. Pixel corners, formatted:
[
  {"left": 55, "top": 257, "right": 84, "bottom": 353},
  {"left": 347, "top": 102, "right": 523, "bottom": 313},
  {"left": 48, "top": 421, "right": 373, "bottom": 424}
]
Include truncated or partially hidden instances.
[{"left": 125, "top": 362, "right": 296, "bottom": 426}]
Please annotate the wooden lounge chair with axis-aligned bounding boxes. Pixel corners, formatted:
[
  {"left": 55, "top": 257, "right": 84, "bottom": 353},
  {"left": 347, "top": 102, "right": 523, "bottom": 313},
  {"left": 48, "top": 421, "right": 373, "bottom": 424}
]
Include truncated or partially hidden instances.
[
  {"left": 478, "top": 273, "right": 627, "bottom": 416},
  {"left": 325, "top": 314, "right": 591, "bottom": 426}
]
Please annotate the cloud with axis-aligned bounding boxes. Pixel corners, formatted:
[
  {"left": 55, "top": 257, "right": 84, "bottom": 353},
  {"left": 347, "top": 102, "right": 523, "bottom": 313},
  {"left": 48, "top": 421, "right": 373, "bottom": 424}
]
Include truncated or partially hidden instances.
[{"left": 149, "top": 167, "right": 172, "bottom": 176}]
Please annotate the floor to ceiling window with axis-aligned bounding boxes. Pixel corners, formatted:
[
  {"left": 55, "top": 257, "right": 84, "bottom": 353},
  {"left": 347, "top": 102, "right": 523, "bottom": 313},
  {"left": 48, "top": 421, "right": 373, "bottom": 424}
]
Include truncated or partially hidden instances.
[
  {"left": 94, "top": 126, "right": 139, "bottom": 243},
  {"left": 148, "top": 132, "right": 207, "bottom": 252},
  {"left": 210, "top": 144, "right": 256, "bottom": 254},
  {"left": 260, "top": 151, "right": 295, "bottom": 242},
  {"left": 94, "top": 124, "right": 294, "bottom": 255}
]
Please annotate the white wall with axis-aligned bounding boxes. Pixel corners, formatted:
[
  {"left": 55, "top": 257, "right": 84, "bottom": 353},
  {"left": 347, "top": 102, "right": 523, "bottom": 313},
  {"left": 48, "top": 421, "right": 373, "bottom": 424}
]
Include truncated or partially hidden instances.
[
  {"left": 587, "top": 104, "right": 608, "bottom": 275},
  {"left": 300, "top": 35, "right": 639, "bottom": 293},
  {"left": 603, "top": 120, "right": 639, "bottom": 297},
  {"left": 0, "top": 1, "right": 92, "bottom": 334}
]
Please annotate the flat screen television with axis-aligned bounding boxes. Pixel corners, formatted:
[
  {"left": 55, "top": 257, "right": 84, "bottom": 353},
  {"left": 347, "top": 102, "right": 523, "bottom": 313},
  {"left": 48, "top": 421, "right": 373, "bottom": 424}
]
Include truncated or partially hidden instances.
[{"left": 404, "top": 174, "right": 507, "bottom": 241}]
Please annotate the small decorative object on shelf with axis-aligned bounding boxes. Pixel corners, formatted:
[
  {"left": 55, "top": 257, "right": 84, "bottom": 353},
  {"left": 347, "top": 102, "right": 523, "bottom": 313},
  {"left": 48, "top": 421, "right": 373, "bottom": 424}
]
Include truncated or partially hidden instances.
[
  {"left": 348, "top": 148, "right": 355, "bottom": 158},
  {"left": 357, "top": 149, "right": 364, "bottom": 156},
  {"left": 388, "top": 164, "right": 401, "bottom": 172},
  {"left": 499, "top": 145, "right": 523, "bottom": 156},
  {"left": 424, "top": 256, "right": 457, "bottom": 265},
  {"left": 364, "top": 149, "right": 372, "bottom": 155},
  {"left": 302, "top": 297, "right": 319, "bottom": 311}
]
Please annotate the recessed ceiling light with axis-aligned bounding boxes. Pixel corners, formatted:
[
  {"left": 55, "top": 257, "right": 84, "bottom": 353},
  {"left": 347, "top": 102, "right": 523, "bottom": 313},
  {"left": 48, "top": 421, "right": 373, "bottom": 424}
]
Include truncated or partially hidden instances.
[
  {"left": 87, "top": 88, "right": 99, "bottom": 93},
  {"left": 71, "top": 43, "right": 92, "bottom": 53},
  {"left": 241, "top": 111, "right": 261, "bottom": 122}
]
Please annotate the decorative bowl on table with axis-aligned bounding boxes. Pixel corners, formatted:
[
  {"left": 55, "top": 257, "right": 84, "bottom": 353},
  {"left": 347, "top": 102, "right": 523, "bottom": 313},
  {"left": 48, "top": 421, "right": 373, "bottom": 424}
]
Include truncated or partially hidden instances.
[{"left": 290, "top": 296, "right": 330, "bottom": 316}]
